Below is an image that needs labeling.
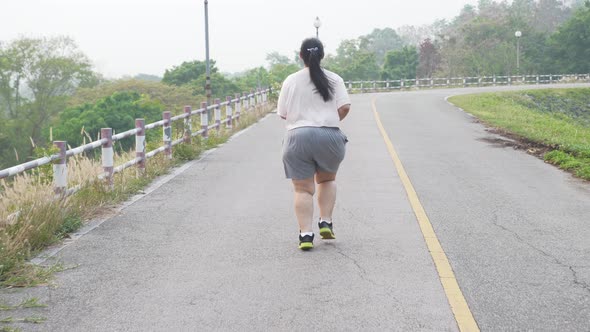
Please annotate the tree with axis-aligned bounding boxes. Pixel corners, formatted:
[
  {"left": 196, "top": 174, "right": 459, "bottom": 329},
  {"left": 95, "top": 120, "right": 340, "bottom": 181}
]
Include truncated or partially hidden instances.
[
  {"left": 547, "top": 2, "right": 590, "bottom": 73},
  {"left": 382, "top": 46, "right": 419, "bottom": 80},
  {"left": 323, "top": 39, "right": 380, "bottom": 81},
  {"left": 68, "top": 79, "right": 199, "bottom": 115},
  {"left": 358, "top": 28, "right": 405, "bottom": 65},
  {"left": 572, "top": 0, "right": 589, "bottom": 8},
  {"left": 134, "top": 73, "right": 162, "bottom": 82},
  {"left": 233, "top": 67, "right": 271, "bottom": 92},
  {"left": 0, "top": 111, "right": 12, "bottom": 168},
  {"left": 162, "top": 59, "right": 245, "bottom": 100},
  {"left": 417, "top": 39, "right": 441, "bottom": 78},
  {"left": 266, "top": 52, "right": 292, "bottom": 67},
  {"left": 509, "top": 0, "right": 536, "bottom": 27},
  {"left": 52, "top": 92, "right": 164, "bottom": 151},
  {"left": 517, "top": 31, "right": 551, "bottom": 74},
  {"left": 190, "top": 72, "right": 241, "bottom": 99},
  {"left": 0, "top": 36, "right": 94, "bottom": 166},
  {"left": 0, "top": 37, "right": 93, "bottom": 119},
  {"left": 533, "top": 0, "right": 573, "bottom": 33},
  {"left": 162, "top": 60, "right": 217, "bottom": 86},
  {"left": 397, "top": 24, "right": 438, "bottom": 47},
  {"left": 293, "top": 50, "right": 304, "bottom": 67},
  {"left": 264, "top": 51, "right": 299, "bottom": 84},
  {"left": 269, "top": 63, "right": 300, "bottom": 84}
]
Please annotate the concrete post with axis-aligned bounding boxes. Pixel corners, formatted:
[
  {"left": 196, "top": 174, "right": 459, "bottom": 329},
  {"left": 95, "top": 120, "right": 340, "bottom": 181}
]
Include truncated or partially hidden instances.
[
  {"left": 135, "top": 119, "right": 146, "bottom": 176},
  {"left": 201, "top": 101, "right": 209, "bottom": 139},
  {"left": 53, "top": 141, "right": 67, "bottom": 195},
  {"left": 163, "top": 111, "right": 172, "bottom": 160},
  {"left": 234, "top": 93, "right": 241, "bottom": 123},
  {"left": 226, "top": 96, "right": 233, "bottom": 129},
  {"left": 184, "top": 106, "right": 192, "bottom": 144},
  {"left": 101, "top": 128, "right": 114, "bottom": 189},
  {"left": 214, "top": 98, "right": 221, "bottom": 132}
]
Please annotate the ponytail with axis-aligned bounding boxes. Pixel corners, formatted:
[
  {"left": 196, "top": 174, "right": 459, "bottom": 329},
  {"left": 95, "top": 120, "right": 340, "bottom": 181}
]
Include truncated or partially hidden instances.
[{"left": 300, "top": 38, "right": 334, "bottom": 102}]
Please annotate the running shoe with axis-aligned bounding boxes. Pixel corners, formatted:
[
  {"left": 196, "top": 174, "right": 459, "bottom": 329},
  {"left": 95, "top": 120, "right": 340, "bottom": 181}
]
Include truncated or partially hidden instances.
[
  {"left": 299, "top": 233, "right": 314, "bottom": 250},
  {"left": 318, "top": 220, "right": 335, "bottom": 240}
]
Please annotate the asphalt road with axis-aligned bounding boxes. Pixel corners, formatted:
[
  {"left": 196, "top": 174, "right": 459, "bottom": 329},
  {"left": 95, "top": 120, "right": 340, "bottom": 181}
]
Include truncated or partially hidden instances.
[
  {"left": 2, "top": 84, "right": 590, "bottom": 331},
  {"left": 372, "top": 84, "right": 590, "bottom": 331}
]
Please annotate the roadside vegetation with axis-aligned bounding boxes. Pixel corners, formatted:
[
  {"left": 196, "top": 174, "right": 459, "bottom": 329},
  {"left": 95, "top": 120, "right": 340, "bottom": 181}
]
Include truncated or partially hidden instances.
[
  {"left": 0, "top": 35, "right": 278, "bottom": 289},
  {"left": 0, "top": 102, "right": 274, "bottom": 288},
  {"left": 449, "top": 88, "right": 590, "bottom": 180}
]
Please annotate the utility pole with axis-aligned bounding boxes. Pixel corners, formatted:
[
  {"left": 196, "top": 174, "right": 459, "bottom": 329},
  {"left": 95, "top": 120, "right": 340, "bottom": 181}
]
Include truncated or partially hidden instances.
[{"left": 204, "top": 0, "right": 212, "bottom": 117}]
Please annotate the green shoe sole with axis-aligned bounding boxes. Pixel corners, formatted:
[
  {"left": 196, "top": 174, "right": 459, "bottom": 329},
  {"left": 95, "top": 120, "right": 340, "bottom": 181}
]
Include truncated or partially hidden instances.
[
  {"left": 299, "top": 242, "right": 314, "bottom": 250},
  {"left": 319, "top": 227, "right": 335, "bottom": 240}
]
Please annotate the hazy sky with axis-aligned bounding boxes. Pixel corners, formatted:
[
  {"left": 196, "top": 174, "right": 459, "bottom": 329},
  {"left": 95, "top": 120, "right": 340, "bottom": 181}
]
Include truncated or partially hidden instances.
[{"left": 1, "top": 0, "right": 477, "bottom": 78}]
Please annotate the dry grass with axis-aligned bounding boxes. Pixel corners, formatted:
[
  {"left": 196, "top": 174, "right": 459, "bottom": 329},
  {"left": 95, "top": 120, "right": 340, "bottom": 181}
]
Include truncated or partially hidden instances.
[
  {"left": 0, "top": 102, "right": 275, "bottom": 287},
  {"left": 0, "top": 153, "right": 143, "bottom": 287}
]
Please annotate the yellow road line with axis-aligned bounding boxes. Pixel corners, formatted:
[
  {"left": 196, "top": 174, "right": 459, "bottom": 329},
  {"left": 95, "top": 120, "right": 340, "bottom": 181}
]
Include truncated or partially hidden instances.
[{"left": 371, "top": 98, "right": 480, "bottom": 332}]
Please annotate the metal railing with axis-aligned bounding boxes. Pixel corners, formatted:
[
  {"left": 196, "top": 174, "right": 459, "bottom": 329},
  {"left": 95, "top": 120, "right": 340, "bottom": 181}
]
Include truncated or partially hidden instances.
[
  {"left": 0, "top": 88, "right": 271, "bottom": 196},
  {"left": 345, "top": 73, "right": 590, "bottom": 93}
]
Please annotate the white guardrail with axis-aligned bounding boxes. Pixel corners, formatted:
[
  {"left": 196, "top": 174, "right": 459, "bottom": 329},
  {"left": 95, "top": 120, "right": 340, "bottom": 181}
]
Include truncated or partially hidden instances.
[
  {"left": 0, "top": 88, "right": 271, "bottom": 197},
  {"left": 345, "top": 73, "right": 590, "bottom": 92}
]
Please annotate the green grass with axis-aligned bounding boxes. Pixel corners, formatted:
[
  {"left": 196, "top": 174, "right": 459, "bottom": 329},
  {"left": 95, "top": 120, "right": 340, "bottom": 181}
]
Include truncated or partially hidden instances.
[
  {"left": 0, "top": 263, "right": 72, "bottom": 288},
  {"left": 0, "top": 298, "right": 47, "bottom": 311},
  {"left": 509, "top": 89, "right": 590, "bottom": 126},
  {"left": 0, "top": 103, "right": 275, "bottom": 287},
  {"left": 0, "top": 316, "right": 46, "bottom": 324},
  {"left": 0, "top": 327, "right": 21, "bottom": 332},
  {"left": 449, "top": 88, "right": 590, "bottom": 180}
]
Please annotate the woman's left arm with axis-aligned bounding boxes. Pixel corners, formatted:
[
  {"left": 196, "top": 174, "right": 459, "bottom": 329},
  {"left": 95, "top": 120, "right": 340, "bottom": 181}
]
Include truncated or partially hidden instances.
[{"left": 277, "top": 80, "right": 290, "bottom": 120}]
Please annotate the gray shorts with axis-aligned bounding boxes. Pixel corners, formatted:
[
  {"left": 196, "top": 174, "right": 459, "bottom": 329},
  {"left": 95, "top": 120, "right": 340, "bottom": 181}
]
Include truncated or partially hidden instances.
[{"left": 282, "top": 126, "right": 348, "bottom": 180}]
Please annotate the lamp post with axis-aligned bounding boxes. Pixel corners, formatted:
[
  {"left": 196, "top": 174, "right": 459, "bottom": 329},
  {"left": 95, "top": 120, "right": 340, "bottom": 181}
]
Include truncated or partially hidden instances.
[
  {"left": 313, "top": 16, "right": 321, "bottom": 39},
  {"left": 204, "top": 1, "right": 212, "bottom": 117},
  {"left": 515, "top": 30, "right": 522, "bottom": 75},
  {"left": 444, "top": 35, "right": 452, "bottom": 79}
]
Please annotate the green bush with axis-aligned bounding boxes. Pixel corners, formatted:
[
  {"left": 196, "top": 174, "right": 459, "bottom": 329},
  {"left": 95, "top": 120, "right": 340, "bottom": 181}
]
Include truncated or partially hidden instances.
[{"left": 173, "top": 143, "right": 201, "bottom": 161}]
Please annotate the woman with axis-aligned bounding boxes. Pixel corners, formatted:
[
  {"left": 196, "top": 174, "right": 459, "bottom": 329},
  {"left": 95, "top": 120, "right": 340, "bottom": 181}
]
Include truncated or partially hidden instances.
[{"left": 277, "top": 38, "right": 351, "bottom": 250}]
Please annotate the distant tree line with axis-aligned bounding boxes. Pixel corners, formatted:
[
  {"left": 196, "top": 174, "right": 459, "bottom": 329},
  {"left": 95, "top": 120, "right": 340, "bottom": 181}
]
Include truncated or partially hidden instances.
[
  {"left": 320, "top": 0, "right": 590, "bottom": 80},
  {"left": 0, "top": 37, "right": 298, "bottom": 168},
  {"left": 1, "top": 0, "right": 588, "bottom": 169}
]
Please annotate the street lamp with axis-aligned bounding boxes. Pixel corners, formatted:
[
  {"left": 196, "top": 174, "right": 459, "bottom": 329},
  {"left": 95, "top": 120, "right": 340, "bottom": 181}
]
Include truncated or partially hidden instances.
[
  {"left": 515, "top": 30, "right": 522, "bottom": 75},
  {"left": 313, "top": 17, "right": 322, "bottom": 39},
  {"left": 444, "top": 35, "right": 452, "bottom": 79}
]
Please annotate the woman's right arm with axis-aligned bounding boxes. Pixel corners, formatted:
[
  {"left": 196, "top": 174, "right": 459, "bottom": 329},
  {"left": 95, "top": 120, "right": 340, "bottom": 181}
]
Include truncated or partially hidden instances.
[
  {"left": 334, "top": 76, "right": 351, "bottom": 121},
  {"left": 338, "top": 104, "right": 351, "bottom": 121}
]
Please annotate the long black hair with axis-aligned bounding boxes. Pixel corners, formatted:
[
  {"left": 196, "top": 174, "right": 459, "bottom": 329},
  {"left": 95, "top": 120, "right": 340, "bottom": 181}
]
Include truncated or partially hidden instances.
[{"left": 300, "top": 38, "right": 334, "bottom": 102}]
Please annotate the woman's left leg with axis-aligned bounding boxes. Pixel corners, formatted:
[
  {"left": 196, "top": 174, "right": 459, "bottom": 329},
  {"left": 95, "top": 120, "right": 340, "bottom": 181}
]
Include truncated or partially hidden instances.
[
  {"left": 316, "top": 171, "right": 337, "bottom": 240},
  {"left": 315, "top": 171, "right": 337, "bottom": 222}
]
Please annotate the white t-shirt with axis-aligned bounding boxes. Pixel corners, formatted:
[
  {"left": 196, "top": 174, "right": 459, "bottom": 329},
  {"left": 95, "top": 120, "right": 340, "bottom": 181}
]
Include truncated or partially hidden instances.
[{"left": 277, "top": 68, "right": 351, "bottom": 130}]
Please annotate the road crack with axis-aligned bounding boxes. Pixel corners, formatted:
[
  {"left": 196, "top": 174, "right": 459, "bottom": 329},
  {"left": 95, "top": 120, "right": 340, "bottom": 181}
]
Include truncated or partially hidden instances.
[
  {"left": 333, "top": 247, "right": 414, "bottom": 321},
  {"left": 569, "top": 266, "right": 590, "bottom": 293},
  {"left": 490, "top": 214, "right": 590, "bottom": 294},
  {"left": 334, "top": 248, "right": 379, "bottom": 287}
]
